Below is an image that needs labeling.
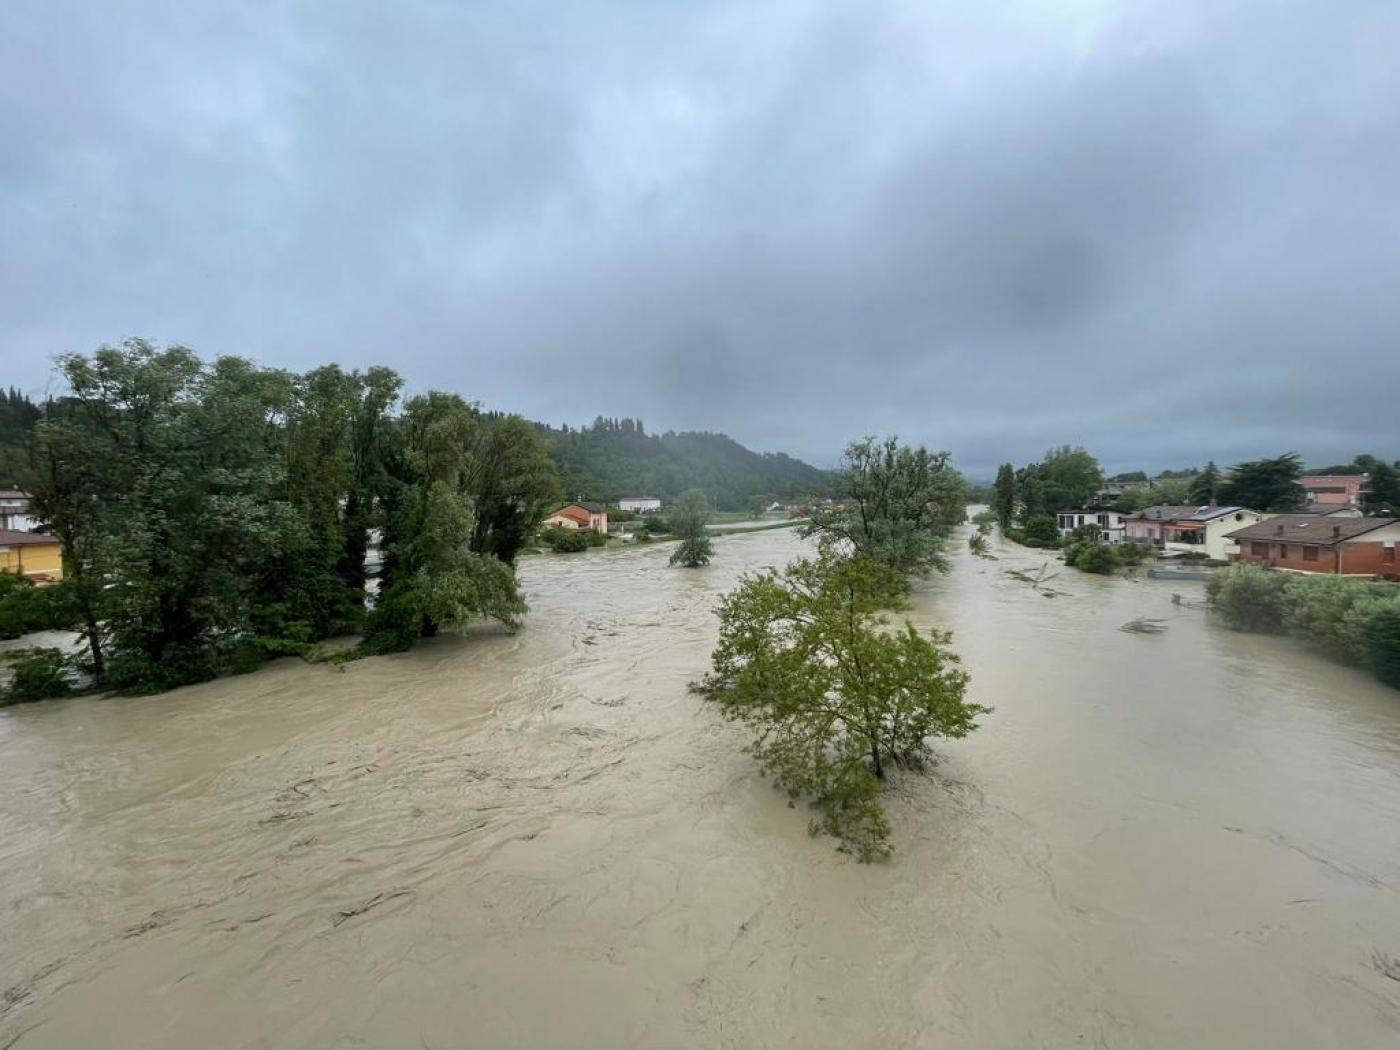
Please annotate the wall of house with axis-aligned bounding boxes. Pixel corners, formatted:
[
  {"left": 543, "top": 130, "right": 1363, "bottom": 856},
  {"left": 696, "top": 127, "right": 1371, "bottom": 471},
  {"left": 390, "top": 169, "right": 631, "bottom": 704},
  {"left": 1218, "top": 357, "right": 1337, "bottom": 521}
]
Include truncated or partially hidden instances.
[
  {"left": 0, "top": 542, "right": 64, "bottom": 579},
  {"left": 1233, "top": 540, "right": 1340, "bottom": 573},
  {"left": 1301, "top": 476, "right": 1366, "bottom": 506},
  {"left": 1339, "top": 522, "right": 1400, "bottom": 578},
  {"left": 1204, "top": 510, "right": 1264, "bottom": 561}
]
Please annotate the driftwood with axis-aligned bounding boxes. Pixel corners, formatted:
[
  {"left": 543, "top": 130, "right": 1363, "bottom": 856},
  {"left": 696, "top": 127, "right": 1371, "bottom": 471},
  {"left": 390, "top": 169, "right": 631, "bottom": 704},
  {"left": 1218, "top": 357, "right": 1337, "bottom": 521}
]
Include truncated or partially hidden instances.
[
  {"left": 1004, "top": 562, "right": 1064, "bottom": 596},
  {"left": 1119, "top": 617, "right": 1168, "bottom": 634}
]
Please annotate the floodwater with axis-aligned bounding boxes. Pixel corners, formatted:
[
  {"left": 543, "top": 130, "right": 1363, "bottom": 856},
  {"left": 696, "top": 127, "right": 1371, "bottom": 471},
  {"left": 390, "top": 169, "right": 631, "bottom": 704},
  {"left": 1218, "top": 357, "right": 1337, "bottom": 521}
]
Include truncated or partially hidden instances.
[{"left": 2, "top": 525, "right": 1399, "bottom": 1048}]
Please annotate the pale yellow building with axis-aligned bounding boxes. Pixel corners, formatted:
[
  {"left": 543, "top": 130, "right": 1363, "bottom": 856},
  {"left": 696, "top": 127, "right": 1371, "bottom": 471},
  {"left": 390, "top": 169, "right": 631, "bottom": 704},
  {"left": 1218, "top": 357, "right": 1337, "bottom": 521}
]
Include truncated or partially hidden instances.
[{"left": 0, "top": 529, "right": 63, "bottom": 581}]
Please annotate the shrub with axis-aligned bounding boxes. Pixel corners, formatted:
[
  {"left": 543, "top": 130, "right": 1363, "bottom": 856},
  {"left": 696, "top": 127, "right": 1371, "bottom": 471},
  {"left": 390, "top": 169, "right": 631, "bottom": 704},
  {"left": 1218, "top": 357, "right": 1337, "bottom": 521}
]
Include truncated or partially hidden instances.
[
  {"left": 1365, "top": 606, "right": 1400, "bottom": 688},
  {"left": 540, "top": 526, "right": 589, "bottom": 553},
  {"left": 1, "top": 647, "right": 74, "bottom": 705},
  {"left": 1207, "top": 565, "right": 1289, "bottom": 633},
  {"left": 1019, "top": 514, "right": 1060, "bottom": 548},
  {"left": 1065, "top": 540, "right": 1116, "bottom": 574}
]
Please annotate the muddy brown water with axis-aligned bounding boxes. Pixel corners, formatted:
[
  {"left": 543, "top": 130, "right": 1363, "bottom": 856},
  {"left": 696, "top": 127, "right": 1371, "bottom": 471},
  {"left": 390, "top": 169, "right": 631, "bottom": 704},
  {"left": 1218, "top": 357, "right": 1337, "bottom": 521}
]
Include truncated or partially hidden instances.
[{"left": 2, "top": 526, "right": 1399, "bottom": 1048}]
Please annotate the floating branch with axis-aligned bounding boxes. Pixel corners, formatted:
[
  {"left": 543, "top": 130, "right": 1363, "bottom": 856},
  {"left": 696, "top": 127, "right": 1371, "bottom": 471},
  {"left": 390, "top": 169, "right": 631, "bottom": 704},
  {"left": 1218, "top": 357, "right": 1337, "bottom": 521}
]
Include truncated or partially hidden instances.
[{"left": 1120, "top": 617, "right": 1168, "bottom": 634}]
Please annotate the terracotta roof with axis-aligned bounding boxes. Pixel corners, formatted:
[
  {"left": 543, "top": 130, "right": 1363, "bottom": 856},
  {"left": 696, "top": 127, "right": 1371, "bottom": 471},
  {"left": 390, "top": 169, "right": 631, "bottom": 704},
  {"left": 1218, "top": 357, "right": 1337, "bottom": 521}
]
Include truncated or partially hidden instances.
[
  {"left": 0, "top": 529, "right": 58, "bottom": 547},
  {"left": 1224, "top": 515, "right": 1395, "bottom": 546}
]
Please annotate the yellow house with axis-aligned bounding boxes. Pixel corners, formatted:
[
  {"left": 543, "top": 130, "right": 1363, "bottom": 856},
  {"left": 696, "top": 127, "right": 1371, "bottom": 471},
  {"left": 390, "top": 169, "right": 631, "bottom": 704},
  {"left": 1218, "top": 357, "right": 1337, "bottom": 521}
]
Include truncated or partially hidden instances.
[{"left": 0, "top": 529, "right": 63, "bottom": 582}]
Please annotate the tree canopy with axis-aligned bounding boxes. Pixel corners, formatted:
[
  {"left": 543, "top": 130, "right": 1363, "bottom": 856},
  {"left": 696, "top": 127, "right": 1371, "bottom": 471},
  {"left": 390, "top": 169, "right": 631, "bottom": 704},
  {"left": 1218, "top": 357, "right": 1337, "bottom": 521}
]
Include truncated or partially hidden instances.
[
  {"left": 697, "top": 553, "right": 986, "bottom": 860},
  {"left": 668, "top": 489, "right": 714, "bottom": 567},
  {"left": 803, "top": 436, "right": 967, "bottom": 576},
  {"left": 1218, "top": 453, "right": 1306, "bottom": 512}
]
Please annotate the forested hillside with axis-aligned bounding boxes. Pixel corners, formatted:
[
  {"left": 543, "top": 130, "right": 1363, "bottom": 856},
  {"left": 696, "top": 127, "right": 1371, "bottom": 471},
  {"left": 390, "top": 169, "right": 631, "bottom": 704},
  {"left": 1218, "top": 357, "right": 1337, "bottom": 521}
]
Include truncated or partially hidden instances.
[
  {"left": 0, "top": 388, "right": 42, "bottom": 485},
  {"left": 533, "top": 417, "right": 830, "bottom": 510}
]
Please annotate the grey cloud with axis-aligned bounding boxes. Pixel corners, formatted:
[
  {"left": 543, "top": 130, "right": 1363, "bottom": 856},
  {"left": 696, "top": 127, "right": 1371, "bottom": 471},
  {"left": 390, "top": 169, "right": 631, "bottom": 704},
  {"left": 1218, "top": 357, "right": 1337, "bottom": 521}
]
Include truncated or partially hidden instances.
[{"left": 3, "top": 1, "right": 1398, "bottom": 476}]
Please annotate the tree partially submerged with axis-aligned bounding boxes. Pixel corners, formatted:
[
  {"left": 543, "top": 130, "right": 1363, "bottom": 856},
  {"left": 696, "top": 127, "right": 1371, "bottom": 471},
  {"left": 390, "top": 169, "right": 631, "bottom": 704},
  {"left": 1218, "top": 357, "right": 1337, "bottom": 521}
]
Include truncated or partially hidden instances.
[
  {"left": 696, "top": 553, "right": 987, "bottom": 860},
  {"left": 804, "top": 436, "right": 966, "bottom": 576},
  {"left": 669, "top": 489, "right": 714, "bottom": 567}
]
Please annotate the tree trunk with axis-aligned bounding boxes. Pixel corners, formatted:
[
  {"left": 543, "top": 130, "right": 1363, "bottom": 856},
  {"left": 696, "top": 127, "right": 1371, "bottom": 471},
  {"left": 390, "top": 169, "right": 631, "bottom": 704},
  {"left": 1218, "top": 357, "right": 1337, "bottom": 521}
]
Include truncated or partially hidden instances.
[{"left": 870, "top": 743, "right": 884, "bottom": 780}]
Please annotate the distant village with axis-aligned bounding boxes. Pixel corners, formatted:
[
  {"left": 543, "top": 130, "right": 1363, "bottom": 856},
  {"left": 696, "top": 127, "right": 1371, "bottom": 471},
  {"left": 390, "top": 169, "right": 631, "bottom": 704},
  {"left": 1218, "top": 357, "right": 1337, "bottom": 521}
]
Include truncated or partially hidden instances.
[{"left": 1052, "top": 472, "right": 1397, "bottom": 580}]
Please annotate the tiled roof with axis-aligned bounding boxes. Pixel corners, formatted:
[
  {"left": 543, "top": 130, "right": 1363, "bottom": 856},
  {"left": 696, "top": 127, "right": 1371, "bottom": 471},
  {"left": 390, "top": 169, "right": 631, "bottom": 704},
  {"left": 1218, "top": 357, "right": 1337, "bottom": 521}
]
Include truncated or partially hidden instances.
[
  {"left": 1225, "top": 515, "right": 1394, "bottom": 546},
  {"left": 0, "top": 529, "right": 58, "bottom": 546}
]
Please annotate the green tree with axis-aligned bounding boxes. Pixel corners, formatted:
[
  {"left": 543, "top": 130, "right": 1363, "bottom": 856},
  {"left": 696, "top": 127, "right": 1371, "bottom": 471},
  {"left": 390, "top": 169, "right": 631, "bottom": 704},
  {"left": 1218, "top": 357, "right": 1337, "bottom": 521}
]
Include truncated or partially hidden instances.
[
  {"left": 465, "top": 414, "right": 559, "bottom": 565},
  {"left": 669, "top": 489, "right": 714, "bottom": 567},
  {"left": 1218, "top": 453, "right": 1306, "bottom": 512},
  {"left": 992, "top": 463, "right": 1016, "bottom": 529},
  {"left": 697, "top": 553, "right": 986, "bottom": 860},
  {"left": 1188, "top": 461, "right": 1221, "bottom": 504},
  {"left": 1359, "top": 457, "right": 1400, "bottom": 515},
  {"left": 1019, "top": 513, "right": 1060, "bottom": 548},
  {"left": 804, "top": 437, "right": 966, "bottom": 576}
]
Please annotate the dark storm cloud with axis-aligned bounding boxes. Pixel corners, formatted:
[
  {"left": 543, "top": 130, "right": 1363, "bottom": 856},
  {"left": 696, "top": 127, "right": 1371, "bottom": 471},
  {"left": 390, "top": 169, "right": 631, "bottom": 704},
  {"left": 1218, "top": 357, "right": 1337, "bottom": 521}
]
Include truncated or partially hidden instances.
[{"left": 4, "top": 1, "right": 1398, "bottom": 475}]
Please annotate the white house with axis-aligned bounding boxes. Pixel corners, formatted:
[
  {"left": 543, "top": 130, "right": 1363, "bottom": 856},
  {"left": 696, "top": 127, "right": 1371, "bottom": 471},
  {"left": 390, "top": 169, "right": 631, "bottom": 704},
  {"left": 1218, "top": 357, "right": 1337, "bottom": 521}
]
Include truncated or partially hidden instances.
[
  {"left": 0, "top": 490, "right": 38, "bottom": 533},
  {"left": 617, "top": 497, "right": 661, "bottom": 513},
  {"left": 1055, "top": 508, "right": 1127, "bottom": 543}
]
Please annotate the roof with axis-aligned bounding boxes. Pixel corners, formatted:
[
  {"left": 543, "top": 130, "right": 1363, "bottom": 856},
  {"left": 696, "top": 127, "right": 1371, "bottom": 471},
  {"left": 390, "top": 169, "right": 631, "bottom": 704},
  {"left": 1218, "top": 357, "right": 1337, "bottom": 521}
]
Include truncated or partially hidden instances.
[
  {"left": 0, "top": 489, "right": 29, "bottom": 500},
  {"left": 0, "top": 529, "right": 58, "bottom": 547},
  {"left": 1129, "top": 504, "right": 1245, "bottom": 523},
  {"left": 1225, "top": 515, "right": 1396, "bottom": 546},
  {"left": 618, "top": 496, "right": 659, "bottom": 502}
]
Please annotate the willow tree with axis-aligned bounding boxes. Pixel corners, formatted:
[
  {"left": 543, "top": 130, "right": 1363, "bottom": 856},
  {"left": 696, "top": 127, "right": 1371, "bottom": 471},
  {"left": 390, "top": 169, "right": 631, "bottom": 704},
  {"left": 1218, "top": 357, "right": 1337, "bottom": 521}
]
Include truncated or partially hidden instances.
[
  {"left": 669, "top": 489, "right": 713, "bottom": 567},
  {"left": 697, "top": 553, "right": 986, "bottom": 860}
]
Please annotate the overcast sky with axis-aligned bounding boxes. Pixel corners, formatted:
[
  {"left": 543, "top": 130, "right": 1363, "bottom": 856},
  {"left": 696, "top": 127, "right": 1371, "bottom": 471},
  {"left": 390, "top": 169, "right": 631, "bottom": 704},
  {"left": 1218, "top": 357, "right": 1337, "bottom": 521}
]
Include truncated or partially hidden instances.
[{"left": 3, "top": 2, "right": 1398, "bottom": 476}]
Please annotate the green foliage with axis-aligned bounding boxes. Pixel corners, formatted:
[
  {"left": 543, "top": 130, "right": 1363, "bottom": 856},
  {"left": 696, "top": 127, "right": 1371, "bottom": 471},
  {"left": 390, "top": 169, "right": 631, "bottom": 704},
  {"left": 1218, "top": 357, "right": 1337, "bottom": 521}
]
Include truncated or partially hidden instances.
[
  {"left": 697, "top": 553, "right": 986, "bottom": 860},
  {"left": 1062, "top": 539, "right": 1150, "bottom": 575},
  {"left": 540, "top": 418, "right": 828, "bottom": 512},
  {"left": 23, "top": 341, "right": 550, "bottom": 694},
  {"left": 1207, "top": 565, "right": 1289, "bottom": 632},
  {"left": 0, "top": 575, "right": 74, "bottom": 639},
  {"left": 1, "top": 647, "right": 74, "bottom": 705},
  {"left": 1208, "top": 566, "right": 1400, "bottom": 689},
  {"left": 967, "top": 531, "right": 990, "bottom": 557},
  {"left": 1011, "top": 513, "right": 1060, "bottom": 549},
  {"left": 669, "top": 489, "right": 714, "bottom": 567},
  {"left": 1188, "top": 461, "right": 1221, "bottom": 504},
  {"left": 641, "top": 515, "right": 671, "bottom": 535},
  {"left": 992, "top": 463, "right": 1016, "bottom": 529},
  {"left": 1219, "top": 453, "right": 1306, "bottom": 512},
  {"left": 804, "top": 437, "right": 966, "bottom": 576},
  {"left": 1014, "top": 446, "right": 1103, "bottom": 518},
  {"left": 970, "top": 508, "right": 997, "bottom": 527}
]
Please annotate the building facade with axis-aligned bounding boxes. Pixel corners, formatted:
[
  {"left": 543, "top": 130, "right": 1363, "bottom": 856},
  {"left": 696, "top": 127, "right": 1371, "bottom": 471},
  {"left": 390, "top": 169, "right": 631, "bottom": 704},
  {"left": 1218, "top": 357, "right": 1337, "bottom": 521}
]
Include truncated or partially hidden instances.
[
  {"left": 542, "top": 503, "right": 609, "bottom": 534},
  {"left": 617, "top": 497, "right": 661, "bottom": 514},
  {"left": 1300, "top": 474, "right": 1368, "bottom": 507},
  {"left": 1054, "top": 508, "right": 1127, "bottom": 543},
  {"left": 0, "top": 490, "right": 38, "bottom": 533},
  {"left": 1122, "top": 505, "right": 1264, "bottom": 561},
  {"left": 0, "top": 529, "right": 63, "bottom": 581},
  {"left": 1228, "top": 516, "right": 1399, "bottom": 578}
]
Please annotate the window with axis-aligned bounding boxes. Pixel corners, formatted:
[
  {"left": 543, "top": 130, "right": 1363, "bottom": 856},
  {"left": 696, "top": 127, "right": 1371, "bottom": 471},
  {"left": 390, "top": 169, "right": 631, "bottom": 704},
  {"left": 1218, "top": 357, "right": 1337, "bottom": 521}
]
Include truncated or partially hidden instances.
[
  {"left": 1303, "top": 545, "right": 1319, "bottom": 562},
  {"left": 1277, "top": 543, "right": 1289, "bottom": 559},
  {"left": 1385, "top": 545, "right": 1396, "bottom": 564},
  {"left": 1251, "top": 542, "right": 1268, "bottom": 557}
]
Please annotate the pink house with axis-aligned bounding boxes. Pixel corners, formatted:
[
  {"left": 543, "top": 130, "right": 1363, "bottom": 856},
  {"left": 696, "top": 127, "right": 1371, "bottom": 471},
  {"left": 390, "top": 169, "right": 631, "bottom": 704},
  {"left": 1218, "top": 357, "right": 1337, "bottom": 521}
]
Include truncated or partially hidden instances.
[{"left": 1301, "top": 474, "right": 1367, "bottom": 507}]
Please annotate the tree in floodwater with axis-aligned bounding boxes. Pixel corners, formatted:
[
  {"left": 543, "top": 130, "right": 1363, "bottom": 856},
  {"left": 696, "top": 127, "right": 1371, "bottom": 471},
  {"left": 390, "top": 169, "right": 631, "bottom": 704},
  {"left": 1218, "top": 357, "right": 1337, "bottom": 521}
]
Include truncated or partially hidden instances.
[
  {"left": 992, "top": 462, "right": 1016, "bottom": 529},
  {"left": 697, "top": 553, "right": 987, "bottom": 860},
  {"left": 364, "top": 393, "right": 529, "bottom": 652},
  {"left": 669, "top": 489, "right": 714, "bottom": 567},
  {"left": 804, "top": 436, "right": 967, "bottom": 577}
]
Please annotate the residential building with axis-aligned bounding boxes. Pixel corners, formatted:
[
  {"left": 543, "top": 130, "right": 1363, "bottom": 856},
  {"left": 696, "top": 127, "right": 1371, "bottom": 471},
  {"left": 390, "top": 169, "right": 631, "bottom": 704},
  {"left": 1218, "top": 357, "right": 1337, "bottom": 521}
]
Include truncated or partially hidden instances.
[
  {"left": 1227, "top": 516, "right": 1400, "bottom": 578},
  {"left": 542, "top": 502, "right": 609, "bottom": 534},
  {"left": 1054, "top": 508, "right": 1127, "bottom": 543},
  {"left": 0, "top": 529, "right": 63, "bottom": 581},
  {"left": 617, "top": 497, "right": 661, "bottom": 513},
  {"left": 1301, "top": 474, "right": 1368, "bottom": 507},
  {"left": 1122, "top": 505, "right": 1265, "bottom": 561},
  {"left": 0, "top": 490, "right": 38, "bottom": 533}
]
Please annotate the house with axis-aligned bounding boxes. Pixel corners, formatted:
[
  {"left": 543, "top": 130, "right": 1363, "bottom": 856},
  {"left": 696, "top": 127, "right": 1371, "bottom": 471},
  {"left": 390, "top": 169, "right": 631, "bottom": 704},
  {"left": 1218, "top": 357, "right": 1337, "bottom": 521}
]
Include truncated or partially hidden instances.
[
  {"left": 542, "top": 502, "right": 608, "bottom": 534},
  {"left": 1227, "top": 515, "right": 1400, "bottom": 578},
  {"left": 617, "top": 497, "right": 661, "bottom": 514},
  {"left": 0, "top": 490, "right": 38, "bottom": 533},
  {"left": 1055, "top": 508, "right": 1127, "bottom": 543},
  {"left": 0, "top": 529, "right": 63, "bottom": 581},
  {"left": 1301, "top": 474, "right": 1368, "bottom": 507},
  {"left": 1122, "top": 505, "right": 1265, "bottom": 561}
]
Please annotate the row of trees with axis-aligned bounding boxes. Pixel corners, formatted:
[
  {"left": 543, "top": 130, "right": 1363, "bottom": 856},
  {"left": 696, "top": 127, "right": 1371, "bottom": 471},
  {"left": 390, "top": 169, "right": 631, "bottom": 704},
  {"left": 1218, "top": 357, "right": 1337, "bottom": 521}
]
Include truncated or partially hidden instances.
[
  {"left": 7, "top": 341, "right": 559, "bottom": 697},
  {"left": 698, "top": 437, "right": 988, "bottom": 861}
]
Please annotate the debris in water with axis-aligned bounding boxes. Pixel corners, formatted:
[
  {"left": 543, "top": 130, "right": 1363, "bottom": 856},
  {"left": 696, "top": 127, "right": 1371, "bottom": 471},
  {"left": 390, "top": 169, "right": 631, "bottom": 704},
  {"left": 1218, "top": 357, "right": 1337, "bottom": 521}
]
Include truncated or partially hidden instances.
[
  {"left": 331, "top": 889, "right": 414, "bottom": 928},
  {"left": 1119, "top": 618, "right": 1168, "bottom": 634}
]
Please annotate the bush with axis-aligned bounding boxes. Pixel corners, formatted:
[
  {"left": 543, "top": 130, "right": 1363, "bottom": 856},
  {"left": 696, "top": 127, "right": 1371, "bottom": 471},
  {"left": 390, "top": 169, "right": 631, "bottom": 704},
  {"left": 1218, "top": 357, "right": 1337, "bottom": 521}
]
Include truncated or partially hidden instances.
[
  {"left": 1366, "top": 606, "right": 1400, "bottom": 688},
  {"left": 1207, "top": 565, "right": 1400, "bottom": 690},
  {"left": 1064, "top": 540, "right": 1116, "bottom": 574},
  {"left": 1016, "top": 514, "right": 1060, "bottom": 548},
  {"left": 584, "top": 529, "right": 610, "bottom": 548},
  {"left": 1207, "top": 565, "right": 1289, "bottom": 633},
  {"left": 0, "top": 575, "right": 74, "bottom": 639},
  {"left": 642, "top": 515, "right": 671, "bottom": 536},
  {"left": 540, "top": 526, "right": 589, "bottom": 553},
  {"left": 1, "top": 647, "right": 74, "bottom": 705}
]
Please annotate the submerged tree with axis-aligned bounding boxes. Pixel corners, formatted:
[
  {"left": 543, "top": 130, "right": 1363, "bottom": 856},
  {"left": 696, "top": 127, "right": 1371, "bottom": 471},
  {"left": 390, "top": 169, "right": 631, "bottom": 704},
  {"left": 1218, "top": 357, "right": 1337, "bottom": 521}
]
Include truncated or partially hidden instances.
[
  {"left": 697, "top": 553, "right": 987, "bottom": 860},
  {"left": 804, "top": 436, "right": 967, "bottom": 577},
  {"left": 669, "top": 489, "right": 714, "bottom": 567}
]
